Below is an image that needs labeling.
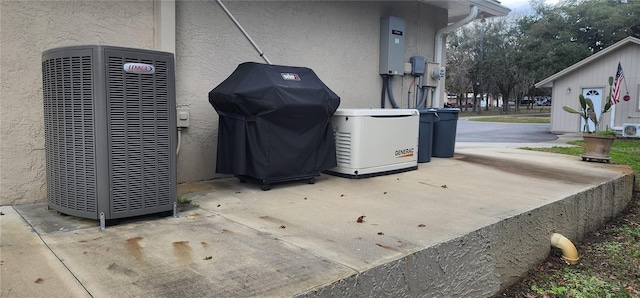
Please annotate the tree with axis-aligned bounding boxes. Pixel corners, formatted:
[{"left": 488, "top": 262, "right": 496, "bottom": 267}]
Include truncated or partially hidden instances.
[
  {"left": 446, "top": 25, "right": 475, "bottom": 108},
  {"left": 446, "top": 0, "right": 639, "bottom": 112},
  {"left": 447, "top": 22, "right": 494, "bottom": 113},
  {"left": 519, "top": 0, "right": 640, "bottom": 79},
  {"left": 481, "top": 19, "right": 523, "bottom": 111},
  {"left": 449, "top": 19, "right": 525, "bottom": 112}
]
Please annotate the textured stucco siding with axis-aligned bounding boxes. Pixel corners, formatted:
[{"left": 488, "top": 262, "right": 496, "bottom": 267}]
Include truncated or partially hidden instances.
[
  {"left": 0, "top": 1, "right": 154, "bottom": 205},
  {"left": 297, "top": 173, "right": 635, "bottom": 297},
  {"left": 1, "top": 1, "right": 447, "bottom": 204},
  {"left": 175, "top": 1, "right": 446, "bottom": 183}
]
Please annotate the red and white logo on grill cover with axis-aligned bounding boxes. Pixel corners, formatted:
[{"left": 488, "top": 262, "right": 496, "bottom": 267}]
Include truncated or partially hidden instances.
[{"left": 280, "top": 73, "right": 300, "bottom": 81}]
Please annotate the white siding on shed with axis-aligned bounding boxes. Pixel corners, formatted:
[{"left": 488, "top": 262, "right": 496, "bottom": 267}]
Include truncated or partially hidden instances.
[{"left": 536, "top": 37, "right": 640, "bottom": 133}]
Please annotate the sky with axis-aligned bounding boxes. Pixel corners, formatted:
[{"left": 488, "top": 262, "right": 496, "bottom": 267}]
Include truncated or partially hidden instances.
[{"left": 499, "top": 0, "right": 561, "bottom": 14}]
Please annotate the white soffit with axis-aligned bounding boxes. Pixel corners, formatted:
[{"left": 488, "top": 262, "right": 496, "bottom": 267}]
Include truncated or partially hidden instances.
[{"left": 420, "top": 0, "right": 511, "bottom": 23}]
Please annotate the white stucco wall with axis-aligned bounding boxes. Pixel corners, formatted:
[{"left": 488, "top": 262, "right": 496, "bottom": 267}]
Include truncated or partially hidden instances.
[
  {"left": 0, "top": 0, "right": 447, "bottom": 205},
  {"left": 0, "top": 1, "right": 155, "bottom": 205},
  {"left": 175, "top": 1, "right": 446, "bottom": 183}
]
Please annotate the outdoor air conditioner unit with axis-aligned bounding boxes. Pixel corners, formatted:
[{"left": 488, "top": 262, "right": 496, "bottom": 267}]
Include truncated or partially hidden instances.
[
  {"left": 42, "top": 45, "right": 177, "bottom": 225},
  {"left": 622, "top": 124, "right": 640, "bottom": 138}
]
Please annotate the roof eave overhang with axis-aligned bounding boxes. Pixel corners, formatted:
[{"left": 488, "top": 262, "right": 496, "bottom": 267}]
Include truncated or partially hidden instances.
[
  {"left": 418, "top": 0, "right": 510, "bottom": 24},
  {"left": 535, "top": 37, "right": 640, "bottom": 89},
  {"left": 457, "top": 0, "right": 511, "bottom": 22},
  {"left": 535, "top": 81, "right": 553, "bottom": 88}
]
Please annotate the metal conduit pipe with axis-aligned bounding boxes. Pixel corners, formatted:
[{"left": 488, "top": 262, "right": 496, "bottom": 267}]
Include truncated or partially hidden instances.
[
  {"left": 216, "top": 0, "right": 272, "bottom": 64},
  {"left": 386, "top": 75, "right": 400, "bottom": 109},
  {"left": 381, "top": 76, "right": 387, "bottom": 108},
  {"left": 415, "top": 76, "right": 423, "bottom": 108},
  {"left": 550, "top": 233, "right": 580, "bottom": 265},
  {"left": 176, "top": 128, "right": 182, "bottom": 155},
  {"left": 416, "top": 86, "right": 429, "bottom": 108},
  {"left": 433, "top": 5, "right": 478, "bottom": 107}
]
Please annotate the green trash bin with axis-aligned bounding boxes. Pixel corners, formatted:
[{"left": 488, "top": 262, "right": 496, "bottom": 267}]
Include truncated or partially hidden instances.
[
  {"left": 432, "top": 108, "right": 460, "bottom": 158},
  {"left": 418, "top": 109, "right": 439, "bottom": 163}
]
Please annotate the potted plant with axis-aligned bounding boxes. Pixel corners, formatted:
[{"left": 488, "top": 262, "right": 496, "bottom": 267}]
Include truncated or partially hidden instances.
[{"left": 562, "top": 77, "right": 617, "bottom": 162}]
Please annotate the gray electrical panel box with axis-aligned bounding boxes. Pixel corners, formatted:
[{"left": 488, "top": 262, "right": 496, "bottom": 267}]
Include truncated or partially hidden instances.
[
  {"left": 410, "top": 56, "right": 425, "bottom": 76},
  {"left": 380, "top": 16, "right": 405, "bottom": 75}
]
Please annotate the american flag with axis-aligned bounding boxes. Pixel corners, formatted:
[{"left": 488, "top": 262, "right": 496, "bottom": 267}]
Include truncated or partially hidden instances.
[{"left": 611, "top": 62, "right": 624, "bottom": 105}]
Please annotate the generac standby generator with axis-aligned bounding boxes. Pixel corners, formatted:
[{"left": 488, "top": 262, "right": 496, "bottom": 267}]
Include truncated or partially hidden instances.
[
  {"left": 42, "top": 45, "right": 177, "bottom": 224},
  {"left": 325, "top": 109, "right": 419, "bottom": 178}
]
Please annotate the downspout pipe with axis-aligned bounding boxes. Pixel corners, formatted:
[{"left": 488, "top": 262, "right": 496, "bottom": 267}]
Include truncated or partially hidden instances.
[
  {"left": 433, "top": 5, "right": 478, "bottom": 107},
  {"left": 609, "top": 105, "right": 623, "bottom": 132},
  {"left": 217, "top": 0, "right": 272, "bottom": 65},
  {"left": 550, "top": 233, "right": 579, "bottom": 265}
]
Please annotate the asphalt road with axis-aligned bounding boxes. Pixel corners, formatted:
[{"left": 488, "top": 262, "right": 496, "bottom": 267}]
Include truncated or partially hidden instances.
[{"left": 456, "top": 118, "right": 558, "bottom": 143}]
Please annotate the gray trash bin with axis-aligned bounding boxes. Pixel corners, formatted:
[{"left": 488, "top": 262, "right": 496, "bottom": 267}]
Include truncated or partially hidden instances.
[
  {"left": 418, "top": 109, "right": 439, "bottom": 163},
  {"left": 432, "top": 108, "right": 460, "bottom": 158}
]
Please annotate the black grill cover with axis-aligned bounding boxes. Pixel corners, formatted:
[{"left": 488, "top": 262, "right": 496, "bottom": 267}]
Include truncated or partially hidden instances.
[{"left": 209, "top": 62, "right": 340, "bottom": 182}]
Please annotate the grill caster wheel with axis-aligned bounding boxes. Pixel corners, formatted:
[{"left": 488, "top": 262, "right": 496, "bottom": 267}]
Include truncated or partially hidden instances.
[
  {"left": 308, "top": 177, "right": 316, "bottom": 184},
  {"left": 260, "top": 184, "right": 271, "bottom": 191}
]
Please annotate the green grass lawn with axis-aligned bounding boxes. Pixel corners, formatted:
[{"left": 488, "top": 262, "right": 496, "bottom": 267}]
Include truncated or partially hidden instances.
[
  {"left": 468, "top": 116, "right": 550, "bottom": 124},
  {"left": 459, "top": 107, "right": 550, "bottom": 124},
  {"left": 525, "top": 138, "right": 640, "bottom": 173},
  {"left": 458, "top": 106, "right": 550, "bottom": 117}
]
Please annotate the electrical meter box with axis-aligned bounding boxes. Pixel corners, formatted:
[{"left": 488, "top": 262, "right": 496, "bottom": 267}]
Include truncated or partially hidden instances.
[
  {"left": 326, "top": 109, "right": 419, "bottom": 178},
  {"left": 380, "top": 16, "right": 406, "bottom": 75},
  {"left": 425, "top": 62, "right": 445, "bottom": 87}
]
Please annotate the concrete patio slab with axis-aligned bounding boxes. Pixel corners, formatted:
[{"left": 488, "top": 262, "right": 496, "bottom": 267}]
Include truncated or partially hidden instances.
[{"left": 2, "top": 147, "right": 635, "bottom": 297}]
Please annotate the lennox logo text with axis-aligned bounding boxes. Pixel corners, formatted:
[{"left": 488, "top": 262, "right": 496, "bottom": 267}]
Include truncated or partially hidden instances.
[{"left": 123, "top": 63, "right": 156, "bottom": 74}]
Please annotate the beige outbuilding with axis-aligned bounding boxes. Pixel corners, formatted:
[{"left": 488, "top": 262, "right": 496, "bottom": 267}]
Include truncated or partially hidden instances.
[{"left": 535, "top": 37, "right": 640, "bottom": 134}]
